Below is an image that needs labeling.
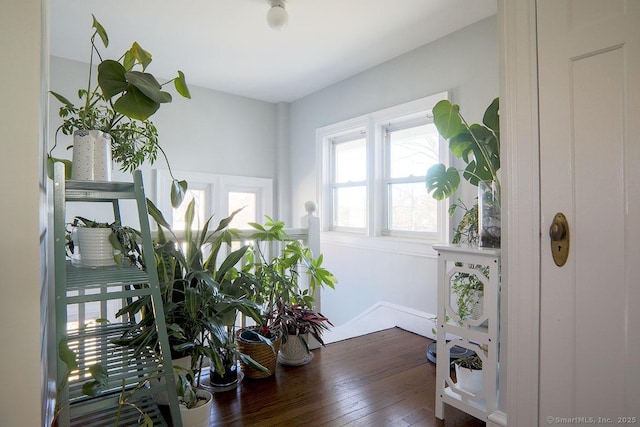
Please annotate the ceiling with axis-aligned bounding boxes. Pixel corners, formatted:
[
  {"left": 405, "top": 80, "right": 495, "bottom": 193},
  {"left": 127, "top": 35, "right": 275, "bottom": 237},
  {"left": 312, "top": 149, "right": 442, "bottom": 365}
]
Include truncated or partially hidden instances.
[{"left": 50, "top": 0, "right": 496, "bottom": 103}]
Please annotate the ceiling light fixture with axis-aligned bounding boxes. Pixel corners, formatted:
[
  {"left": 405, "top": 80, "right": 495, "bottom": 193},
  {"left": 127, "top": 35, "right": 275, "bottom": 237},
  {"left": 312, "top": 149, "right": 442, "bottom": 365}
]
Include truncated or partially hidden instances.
[{"left": 266, "top": 0, "right": 288, "bottom": 31}]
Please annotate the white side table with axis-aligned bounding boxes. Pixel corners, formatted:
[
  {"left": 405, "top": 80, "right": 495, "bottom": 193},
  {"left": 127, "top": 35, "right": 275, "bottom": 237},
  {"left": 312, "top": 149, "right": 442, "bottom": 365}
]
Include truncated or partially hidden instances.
[{"left": 433, "top": 244, "right": 501, "bottom": 422}]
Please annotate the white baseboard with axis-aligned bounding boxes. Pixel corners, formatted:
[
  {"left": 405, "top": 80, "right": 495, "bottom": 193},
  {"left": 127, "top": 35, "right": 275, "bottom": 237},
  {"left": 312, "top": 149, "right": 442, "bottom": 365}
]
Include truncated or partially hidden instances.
[
  {"left": 323, "top": 301, "right": 437, "bottom": 344},
  {"left": 488, "top": 410, "right": 507, "bottom": 427}
]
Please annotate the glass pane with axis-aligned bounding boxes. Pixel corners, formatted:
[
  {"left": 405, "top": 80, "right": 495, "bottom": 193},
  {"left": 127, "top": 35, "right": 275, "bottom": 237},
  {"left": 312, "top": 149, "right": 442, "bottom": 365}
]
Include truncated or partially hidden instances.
[
  {"left": 388, "top": 182, "right": 437, "bottom": 232},
  {"left": 333, "top": 186, "right": 366, "bottom": 228},
  {"left": 228, "top": 191, "right": 257, "bottom": 229},
  {"left": 389, "top": 123, "right": 439, "bottom": 178},
  {"left": 334, "top": 137, "right": 366, "bottom": 183},
  {"left": 172, "top": 189, "right": 207, "bottom": 230}
]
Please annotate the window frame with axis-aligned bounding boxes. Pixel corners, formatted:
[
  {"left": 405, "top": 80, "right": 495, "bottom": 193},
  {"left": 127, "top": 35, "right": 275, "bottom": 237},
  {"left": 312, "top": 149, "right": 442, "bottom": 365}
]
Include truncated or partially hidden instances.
[
  {"left": 317, "top": 92, "right": 449, "bottom": 251},
  {"left": 154, "top": 169, "right": 273, "bottom": 230}
]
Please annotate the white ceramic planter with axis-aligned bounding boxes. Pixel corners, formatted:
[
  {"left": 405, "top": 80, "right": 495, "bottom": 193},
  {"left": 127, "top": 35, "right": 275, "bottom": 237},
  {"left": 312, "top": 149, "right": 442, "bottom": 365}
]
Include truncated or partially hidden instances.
[
  {"left": 76, "top": 227, "right": 116, "bottom": 268},
  {"left": 278, "top": 334, "right": 314, "bottom": 366},
  {"left": 180, "top": 388, "right": 213, "bottom": 427},
  {"left": 455, "top": 364, "right": 483, "bottom": 394},
  {"left": 71, "top": 130, "right": 112, "bottom": 181},
  {"left": 151, "top": 356, "right": 191, "bottom": 405}
]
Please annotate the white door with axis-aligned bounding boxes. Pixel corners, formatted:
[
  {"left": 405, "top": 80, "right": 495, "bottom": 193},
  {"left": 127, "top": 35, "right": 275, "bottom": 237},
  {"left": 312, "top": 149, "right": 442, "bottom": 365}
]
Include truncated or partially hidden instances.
[{"left": 538, "top": 1, "right": 640, "bottom": 423}]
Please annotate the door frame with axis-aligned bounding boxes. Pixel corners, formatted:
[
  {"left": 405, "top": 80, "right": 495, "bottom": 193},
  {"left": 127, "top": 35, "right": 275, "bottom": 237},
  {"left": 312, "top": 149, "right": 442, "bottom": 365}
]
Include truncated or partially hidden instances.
[{"left": 499, "top": 0, "right": 540, "bottom": 425}]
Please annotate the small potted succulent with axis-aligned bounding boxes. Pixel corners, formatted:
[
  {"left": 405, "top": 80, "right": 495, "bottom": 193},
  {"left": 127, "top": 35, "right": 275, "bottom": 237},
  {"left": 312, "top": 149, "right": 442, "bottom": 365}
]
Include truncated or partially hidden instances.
[{"left": 48, "top": 15, "right": 190, "bottom": 207}]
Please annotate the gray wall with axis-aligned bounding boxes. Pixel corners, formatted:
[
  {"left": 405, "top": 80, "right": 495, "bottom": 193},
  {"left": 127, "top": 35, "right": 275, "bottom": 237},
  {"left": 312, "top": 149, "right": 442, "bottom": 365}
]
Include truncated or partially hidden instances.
[{"left": 288, "top": 16, "right": 499, "bottom": 325}]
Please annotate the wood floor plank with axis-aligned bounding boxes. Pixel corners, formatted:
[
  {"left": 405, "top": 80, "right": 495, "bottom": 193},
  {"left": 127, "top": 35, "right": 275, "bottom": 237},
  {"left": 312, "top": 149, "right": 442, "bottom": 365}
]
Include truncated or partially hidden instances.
[{"left": 205, "top": 328, "right": 485, "bottom": 427}]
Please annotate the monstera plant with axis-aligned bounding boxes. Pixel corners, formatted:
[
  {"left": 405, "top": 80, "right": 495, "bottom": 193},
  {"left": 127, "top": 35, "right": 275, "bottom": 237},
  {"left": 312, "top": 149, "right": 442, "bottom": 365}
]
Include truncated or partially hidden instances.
[
  {"left": 425, "top": 98, "right": 500, "bottom": 200},
  {"left": 426, "top": 98, "right": 501, "bottom": 248}
]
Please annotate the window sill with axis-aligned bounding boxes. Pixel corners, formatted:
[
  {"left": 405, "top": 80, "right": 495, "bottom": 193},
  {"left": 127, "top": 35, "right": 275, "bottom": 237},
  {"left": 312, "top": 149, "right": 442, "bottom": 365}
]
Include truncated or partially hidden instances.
[{"left": 320, "top": 231, "right": 443, "bottom": 258}]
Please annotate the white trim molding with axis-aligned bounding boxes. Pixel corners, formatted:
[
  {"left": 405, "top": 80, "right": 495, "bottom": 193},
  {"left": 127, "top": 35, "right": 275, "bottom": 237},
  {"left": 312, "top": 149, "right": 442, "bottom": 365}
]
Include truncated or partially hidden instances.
[
  {"left": 500, "top": 0, "right": 541, "bottom": 425},
  {"left": 323, "top": 301, "right": 436, "bottom": 344}
]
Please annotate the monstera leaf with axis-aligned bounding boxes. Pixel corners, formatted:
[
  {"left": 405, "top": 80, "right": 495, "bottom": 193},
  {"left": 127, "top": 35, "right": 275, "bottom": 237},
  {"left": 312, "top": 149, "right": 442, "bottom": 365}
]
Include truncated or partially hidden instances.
[
  {"left": 425, "top": 98, "right": 500, "bottom": 200},
  {"left": 426, "top": 164, "right": 461, "bottom": 200}
]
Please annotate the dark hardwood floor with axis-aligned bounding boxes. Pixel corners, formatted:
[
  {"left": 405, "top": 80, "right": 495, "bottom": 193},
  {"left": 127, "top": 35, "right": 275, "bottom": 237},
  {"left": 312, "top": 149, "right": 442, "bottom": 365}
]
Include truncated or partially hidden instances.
[{"left": 208, "top": 328, "right": 485, "bottom": 427}]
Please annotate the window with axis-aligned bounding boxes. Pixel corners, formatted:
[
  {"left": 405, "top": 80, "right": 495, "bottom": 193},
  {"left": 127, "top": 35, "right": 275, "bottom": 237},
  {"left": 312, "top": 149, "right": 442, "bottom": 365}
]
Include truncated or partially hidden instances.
[
  {"left": 154, "top": 170, "right": 273, "bottom": 231},
  {"left": 330, "top": 132, "right": 367, "bottom": 230},
  {"left": 318, "top": 92, "right": 448, "bottom": 245},
  {"left": 383, "top": 120, "right": 440, "bottom": 235}
]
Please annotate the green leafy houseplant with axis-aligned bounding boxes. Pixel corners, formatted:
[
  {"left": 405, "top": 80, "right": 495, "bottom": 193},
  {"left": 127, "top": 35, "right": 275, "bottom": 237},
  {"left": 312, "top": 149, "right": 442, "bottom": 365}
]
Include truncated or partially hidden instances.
[
  {"left": 450, "top": 265, "right": 489, "bottom": 321},
  {"left": 243, "top": 216, "right": 337, "bottom": 342},
  {"left": 425, "top": 98, "right": 500, "bottom": 200},
  {"left": 48, "top": 15, "right": 190, "bottom": 207},
  {"left": 426, "top": 98, "right": 500, "bottom": 247},
  {"left": 67, "top": 216, "right": 143, "bottom": 268},
  {"left": 114, "top": 199, "right": 270, "bottom": 386},
  {"left": 233, "top": 216, "right": 337, "bottom": 373}
]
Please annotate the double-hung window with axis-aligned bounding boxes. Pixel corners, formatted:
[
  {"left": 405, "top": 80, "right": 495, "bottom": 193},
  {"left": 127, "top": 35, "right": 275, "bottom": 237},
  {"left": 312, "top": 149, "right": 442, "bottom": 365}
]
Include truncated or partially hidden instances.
[{"left": 318, "top": 92, "right": 448, "bottom": 246}]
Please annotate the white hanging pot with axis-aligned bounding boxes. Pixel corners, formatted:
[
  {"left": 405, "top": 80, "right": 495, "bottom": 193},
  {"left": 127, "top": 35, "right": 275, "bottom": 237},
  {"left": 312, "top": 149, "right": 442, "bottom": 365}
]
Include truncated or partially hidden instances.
[
  {"left": 71, "top": 130, "right": 112, "bottom": 181},
  {"left": 76, "top": 227, "right": 116, "bottom": 268},
  {"left": 179, "top": 388, "right": 213, "bottom": 427}
]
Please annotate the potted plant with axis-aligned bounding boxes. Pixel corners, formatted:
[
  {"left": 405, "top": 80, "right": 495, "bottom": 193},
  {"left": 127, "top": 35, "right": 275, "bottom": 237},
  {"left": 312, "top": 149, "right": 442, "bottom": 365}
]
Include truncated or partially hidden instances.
[
  {"left": 452, "top": 354, "right": 483, "bottom": 394},
  {"left": 67, "top": 216, "right": 143, "bottom": 268},
  {"left": 114, "top": 199, "right": 269, "bottom": 401},
  {"left": 235, "top": 217, "right": 337, "bottom": 377},
  {"left": 48, "top": 15, "right": 190, "bottom": 208},
  {"left": 275, "top": 304, "right": 333, "bottom": 366},
  {"left": 426, "top": 98, "right": 500, "bottom": 247},
  {"left": 176, "top": 370, "right": 213, "bottom": 427}
]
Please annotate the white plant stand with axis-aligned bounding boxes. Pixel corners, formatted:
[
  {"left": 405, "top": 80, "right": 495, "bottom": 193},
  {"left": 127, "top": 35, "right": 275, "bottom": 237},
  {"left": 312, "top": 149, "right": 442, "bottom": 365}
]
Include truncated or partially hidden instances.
[{"left": 433, "top": 244, "right": 501, "bottom": 422}]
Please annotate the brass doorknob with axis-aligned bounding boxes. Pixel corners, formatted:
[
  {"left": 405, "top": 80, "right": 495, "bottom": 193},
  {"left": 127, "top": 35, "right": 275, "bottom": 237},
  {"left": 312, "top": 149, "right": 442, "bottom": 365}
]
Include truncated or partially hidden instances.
[
  {"left": 549, "top": 221, "right": 565, "bottom": 240},
  {"left": 549, "top": 213, "right": 570, "bottom": 267}
]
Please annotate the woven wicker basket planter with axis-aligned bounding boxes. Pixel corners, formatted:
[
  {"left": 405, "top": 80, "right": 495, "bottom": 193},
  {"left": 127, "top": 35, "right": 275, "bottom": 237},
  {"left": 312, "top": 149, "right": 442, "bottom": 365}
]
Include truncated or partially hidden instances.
[{"left": 236, "top": 327, "right": 282, "bottom": 379}]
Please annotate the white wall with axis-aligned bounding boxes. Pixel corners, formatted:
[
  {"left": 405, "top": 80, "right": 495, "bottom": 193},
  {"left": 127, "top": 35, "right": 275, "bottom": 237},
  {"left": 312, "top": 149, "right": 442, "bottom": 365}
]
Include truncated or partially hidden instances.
[
  {"left": 0, "top": 1, "right": 44, "bottom": 426},
  {"left": 288, "top": 16, "right": 499, "bottom": 327}
]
